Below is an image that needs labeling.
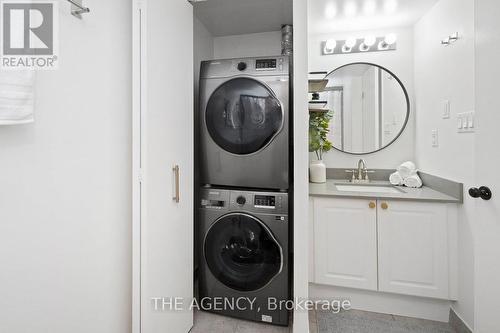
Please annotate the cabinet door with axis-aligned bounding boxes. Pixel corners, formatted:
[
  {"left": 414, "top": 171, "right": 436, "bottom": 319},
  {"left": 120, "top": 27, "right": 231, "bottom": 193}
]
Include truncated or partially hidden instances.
[
  {"left": 132, "top": 1, "right": 194, "bottom": 333},
  {"left": 378, "top": 201, "right": 449, "bottom": 299},
  {"left": 313, "top": 198, "right": 378, "bottom": 290}
]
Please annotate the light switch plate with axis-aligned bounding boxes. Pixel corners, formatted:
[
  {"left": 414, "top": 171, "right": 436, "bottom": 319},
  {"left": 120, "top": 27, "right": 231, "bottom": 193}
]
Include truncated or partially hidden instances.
[
  {"left": 458, "top": 111, "right": 475, "bottom": 133},
  {"left": 432, "top": 129, "right": 439, "bottom": 147},
  {"left": 442, "top": 100, "right": 451, "bottom": 119}
]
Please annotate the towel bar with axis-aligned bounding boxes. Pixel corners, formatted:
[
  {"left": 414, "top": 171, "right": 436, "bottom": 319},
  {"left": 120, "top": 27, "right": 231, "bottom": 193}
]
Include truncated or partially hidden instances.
[{"left": 67, "top": 0, "right": 90, "bottom": 17}]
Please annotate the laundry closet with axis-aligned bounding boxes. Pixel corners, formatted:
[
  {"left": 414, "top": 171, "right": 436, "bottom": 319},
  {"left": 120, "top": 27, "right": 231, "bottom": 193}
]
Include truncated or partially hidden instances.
[{"left": 193, "top": 0, "right": 294, "bottom": 328}]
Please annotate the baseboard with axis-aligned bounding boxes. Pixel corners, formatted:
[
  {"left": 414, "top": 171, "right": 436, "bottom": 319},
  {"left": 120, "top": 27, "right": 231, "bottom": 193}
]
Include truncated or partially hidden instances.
[
  {"left": 309, "top": 283, "right": 452, "bottom": 322},
  {"left": 449, "top": 308, "right": 473, "bottom": 333}
]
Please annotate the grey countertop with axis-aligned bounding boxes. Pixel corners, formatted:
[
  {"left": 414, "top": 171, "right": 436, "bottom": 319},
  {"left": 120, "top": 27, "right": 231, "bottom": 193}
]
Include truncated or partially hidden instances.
[{"left": 309, "top": 179, "right": 462, "bottom": 204}]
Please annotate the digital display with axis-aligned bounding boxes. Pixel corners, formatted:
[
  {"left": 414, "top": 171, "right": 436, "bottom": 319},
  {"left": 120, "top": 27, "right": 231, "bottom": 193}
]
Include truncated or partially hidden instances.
[
  {"left": 254, "top": 195, "right": 276, "bottom": 208},
  {"left": 201, "top": 199, "right": 225, "bottom": 208},
  {"left": 256, "top": 59, "right": 277, "bottom": 70}
]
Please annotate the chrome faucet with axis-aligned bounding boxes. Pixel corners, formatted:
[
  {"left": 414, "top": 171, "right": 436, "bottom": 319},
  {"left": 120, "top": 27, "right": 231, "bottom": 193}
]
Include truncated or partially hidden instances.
[
  {"left": 345, "top": 159, "right": 374, "bottom": 183},
  {"left": 357, "top": 159, "right": 367, "bottom": 181}
]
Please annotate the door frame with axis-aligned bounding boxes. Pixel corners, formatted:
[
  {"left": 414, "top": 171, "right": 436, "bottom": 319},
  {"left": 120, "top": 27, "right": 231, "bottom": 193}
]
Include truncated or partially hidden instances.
[{"left": 132, "top": 0, "right": 147, "bottom": 332}]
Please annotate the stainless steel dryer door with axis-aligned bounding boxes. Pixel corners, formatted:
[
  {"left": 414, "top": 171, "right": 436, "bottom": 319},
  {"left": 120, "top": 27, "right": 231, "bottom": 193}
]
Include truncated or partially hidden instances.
[
  {"left": 205, "top": 78, "right": 284, "bottom": 155},
  {"left": 204, "top": 213, "right": 283, "bottom": 292}
]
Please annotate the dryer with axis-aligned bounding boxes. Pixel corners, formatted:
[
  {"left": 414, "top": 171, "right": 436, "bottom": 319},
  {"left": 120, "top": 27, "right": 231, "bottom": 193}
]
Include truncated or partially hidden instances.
[
  {"left": 199, "top": 56, "right": 290, "bottom": 190},
  {"left": 198, "top": 188, "right": 289, "bottom": 326}
]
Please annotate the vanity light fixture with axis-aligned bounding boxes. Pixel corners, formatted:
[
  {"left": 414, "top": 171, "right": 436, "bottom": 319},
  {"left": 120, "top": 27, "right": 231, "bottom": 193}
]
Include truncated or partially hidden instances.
[
  {"left": 324, "top": 39, "right": 337, "bottom": 54},
  {"left": 322, "top": 35, "right": 397, "bottom": 55}
]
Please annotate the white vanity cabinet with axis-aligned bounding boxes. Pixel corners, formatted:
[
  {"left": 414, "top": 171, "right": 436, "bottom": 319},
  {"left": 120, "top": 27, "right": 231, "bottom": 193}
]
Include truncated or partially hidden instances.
[
  {"left": 377, "top": 201, "right": 453, "bottom": 299},
  {"left": 313, "top": 197, "right": 378, "bottom": 290},
  {"left": 311, "top": 197, "right": 458, "bottom": 300}
]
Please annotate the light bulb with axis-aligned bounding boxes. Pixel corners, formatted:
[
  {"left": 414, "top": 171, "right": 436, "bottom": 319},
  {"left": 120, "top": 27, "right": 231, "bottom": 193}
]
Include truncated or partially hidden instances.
[
  {"left": 364, "top": 36, "right": 376, "bottom": 47},
  {"left": 345, "top": 38, "right": 357, "bottom": 48},
  {"left": 324, "top": 39, "right": 337, "bottom": 53},
  {"left": 384, "top": 33, "right": 397, "bottom": 45}
]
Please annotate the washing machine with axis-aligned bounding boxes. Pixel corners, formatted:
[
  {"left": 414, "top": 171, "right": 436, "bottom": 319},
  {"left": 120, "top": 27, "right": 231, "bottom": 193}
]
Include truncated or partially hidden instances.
[
  {"left": 198, "top": 188, "right": 289, "bottom": 326},
  {"left": 199, "top": 56, "right": 290, "bottom": 190}
]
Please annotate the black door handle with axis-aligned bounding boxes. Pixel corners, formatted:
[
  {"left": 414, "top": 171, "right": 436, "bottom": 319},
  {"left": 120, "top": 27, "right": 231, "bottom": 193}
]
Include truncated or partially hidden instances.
[{"left": 468, "top": 186, "right": 492, "bottom": 200}]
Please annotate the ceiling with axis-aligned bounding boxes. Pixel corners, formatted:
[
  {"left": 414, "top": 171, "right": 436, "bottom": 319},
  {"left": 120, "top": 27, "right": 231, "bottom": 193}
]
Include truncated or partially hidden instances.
[
  {"left": 309, "top": 0, "right": 439, "bottom": 34},
  {"left": 193, "top": 0, "right": 293, "bottom": 37}
]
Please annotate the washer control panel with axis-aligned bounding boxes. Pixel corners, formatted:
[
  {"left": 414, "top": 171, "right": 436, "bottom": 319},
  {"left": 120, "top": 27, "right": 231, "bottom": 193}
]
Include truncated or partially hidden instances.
[
  {"left": 199, "top": 188, "right": 288, "bottom": 215},
  {"left": 230, "top": 190, "right": 287, "bottom": 214},
  {"left": 254, "top": 195, "right": 276, "bottom": 208}
]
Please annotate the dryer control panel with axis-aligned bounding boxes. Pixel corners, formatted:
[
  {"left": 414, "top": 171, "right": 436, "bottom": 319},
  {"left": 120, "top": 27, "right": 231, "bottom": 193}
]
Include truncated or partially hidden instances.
[
  {"left": 200, "top": 56, "right": 290, "bottom": 78},
  {"left": 255, "top": 59, "right": 277, "bottom": 70}
]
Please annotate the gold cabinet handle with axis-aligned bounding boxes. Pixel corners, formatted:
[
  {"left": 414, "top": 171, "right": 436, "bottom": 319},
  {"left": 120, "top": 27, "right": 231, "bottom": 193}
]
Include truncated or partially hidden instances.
[
  {"left": 381, "top": 202, "right": 388, "bottom": 210},
  {"left": 172, "top": 165, "right": 180, "bottom": 203},
  {"left": 369, "top": 202, "right": 376, "bottom": 209}
]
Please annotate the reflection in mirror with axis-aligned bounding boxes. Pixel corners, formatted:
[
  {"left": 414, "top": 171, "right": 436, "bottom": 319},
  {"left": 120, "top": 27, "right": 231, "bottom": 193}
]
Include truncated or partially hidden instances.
[{"left": 320, "top": 63, "right": 409, "bottom": 155}]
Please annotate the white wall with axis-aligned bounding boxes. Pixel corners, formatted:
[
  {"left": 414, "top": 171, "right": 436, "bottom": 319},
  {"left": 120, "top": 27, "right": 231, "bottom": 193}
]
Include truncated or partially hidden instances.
[
  {"left": 213, "top": 31, "right": 282, "bottom": 59},
  {"left": 414, "top": 0, "right": 475, "bottom": 329},
  {"left": 194, "top": 17, "right": 214, "bottom": 112},
  {"left": 0, "top": 1, "right": 131, "bottom": 332},
  {"left": 308, "top": 27, "right": 415, "bottom": 169}
]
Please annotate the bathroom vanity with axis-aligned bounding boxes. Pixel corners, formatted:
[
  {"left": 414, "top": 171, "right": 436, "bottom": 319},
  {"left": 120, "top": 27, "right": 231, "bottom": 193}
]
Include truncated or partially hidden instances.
[{"left": 309, "top": 176, "right": 462, "bottom": 301}]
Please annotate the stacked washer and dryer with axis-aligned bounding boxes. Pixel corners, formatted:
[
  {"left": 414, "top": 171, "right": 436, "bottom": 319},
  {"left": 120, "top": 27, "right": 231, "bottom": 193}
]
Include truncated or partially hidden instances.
[{"left": 197, "top": 56, "right": 291, "bottom": 326}]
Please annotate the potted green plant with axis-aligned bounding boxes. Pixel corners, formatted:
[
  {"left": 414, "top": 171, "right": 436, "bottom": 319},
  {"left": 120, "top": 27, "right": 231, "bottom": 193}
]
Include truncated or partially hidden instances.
[{"left": 309, "top": 110, "right": 333, "bottom": 183}]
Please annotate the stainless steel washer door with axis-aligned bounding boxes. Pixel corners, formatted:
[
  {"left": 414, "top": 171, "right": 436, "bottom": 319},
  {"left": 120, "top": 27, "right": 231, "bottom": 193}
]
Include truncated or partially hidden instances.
[
  {"left": 205, "top": 78, "right": 283, "bottom": 155},
  {"left": 204, "top": 213, "right": 283, "bottom": 292}
]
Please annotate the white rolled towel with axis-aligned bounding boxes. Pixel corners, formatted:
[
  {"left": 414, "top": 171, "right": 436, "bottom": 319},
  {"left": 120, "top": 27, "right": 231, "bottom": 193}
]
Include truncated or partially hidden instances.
[
  {"left": 0, "top": 70, "right": 35, "bottom": 125},
  {"left": 404, "top": 174, "right": 423, "bottom": 188},
  {"left": 389, "top": 172, "right": 404, "bottom": 186},
  {"left": 397, "top": 161, "right": 417, "bottom": 179}
]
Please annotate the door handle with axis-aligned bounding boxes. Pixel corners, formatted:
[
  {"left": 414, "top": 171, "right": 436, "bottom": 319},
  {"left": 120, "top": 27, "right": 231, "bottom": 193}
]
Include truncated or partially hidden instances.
[
  {"left": 172, "top": 165, "right": 180, "bottom": 203},
  {"left": 468, "top": 186, "right": 492, "bottom": 201}
]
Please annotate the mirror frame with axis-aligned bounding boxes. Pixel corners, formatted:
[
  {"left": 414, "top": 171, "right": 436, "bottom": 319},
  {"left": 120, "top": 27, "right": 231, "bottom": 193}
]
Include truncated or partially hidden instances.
[{"left": 325, "top": 62, "right": 411, "bottom": 155}]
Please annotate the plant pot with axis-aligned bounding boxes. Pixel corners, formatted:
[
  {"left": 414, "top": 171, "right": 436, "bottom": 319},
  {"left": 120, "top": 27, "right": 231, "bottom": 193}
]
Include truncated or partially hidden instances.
[{"left": 310, "top": 160, "right": 327, "bottom": 183}]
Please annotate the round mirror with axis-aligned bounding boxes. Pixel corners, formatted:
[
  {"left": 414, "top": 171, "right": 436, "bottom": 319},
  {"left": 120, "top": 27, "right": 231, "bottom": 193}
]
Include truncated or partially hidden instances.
[{"left": 321, "top": 63, "right": 409, "bottom": 155}]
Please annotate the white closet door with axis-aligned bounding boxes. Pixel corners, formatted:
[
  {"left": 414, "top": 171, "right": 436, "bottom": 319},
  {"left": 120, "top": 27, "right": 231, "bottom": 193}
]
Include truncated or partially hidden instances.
[
  {"left": 133, "top": 1, "right": 194, "bottom": 333},
  {"left": 474, "top": 1, "right": 500, "bottom": 331}
]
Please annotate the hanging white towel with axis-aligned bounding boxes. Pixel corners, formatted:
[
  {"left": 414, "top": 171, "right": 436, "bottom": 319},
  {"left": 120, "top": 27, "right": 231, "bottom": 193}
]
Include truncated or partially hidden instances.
[
  {"left": 389, "top": 172, "right": 404, "bottom": 186},
  {"left": 397, "top": 161, "right": 417, "bottom": 179},
  {"left": 0, "top": 70, "right": 35, "bottom": 125},
  {"left": 404, "top": 174, "right": 423, "bottom": 188}
]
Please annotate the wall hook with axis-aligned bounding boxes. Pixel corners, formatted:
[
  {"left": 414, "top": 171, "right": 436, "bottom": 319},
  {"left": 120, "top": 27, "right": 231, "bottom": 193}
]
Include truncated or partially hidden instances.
[{"left": 442, "top": 32, "right": 459, "bottom": 46}]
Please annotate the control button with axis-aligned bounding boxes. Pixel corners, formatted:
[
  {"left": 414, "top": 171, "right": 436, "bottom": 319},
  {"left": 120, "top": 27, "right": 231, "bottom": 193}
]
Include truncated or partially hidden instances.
[
  {"left": 236, "top": 196, "right": 246, "bottom": 205},
  {"left": 237, "top": 62, "right": 247, "bottom": 71}
]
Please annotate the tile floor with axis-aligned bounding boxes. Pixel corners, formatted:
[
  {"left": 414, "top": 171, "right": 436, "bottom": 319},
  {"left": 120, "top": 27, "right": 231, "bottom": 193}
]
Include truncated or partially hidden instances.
[
  {"left": 190, "top": 309, "right": 457, "bottom": 333},
  {"left": 310, "top": 309, "right": 456, "bottom": 333},
  {"left": 190, "top": 310, "right": 291, "bottom": 333}
]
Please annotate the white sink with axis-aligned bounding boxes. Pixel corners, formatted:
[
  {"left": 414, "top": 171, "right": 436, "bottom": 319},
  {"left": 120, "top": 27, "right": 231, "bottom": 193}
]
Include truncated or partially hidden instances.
[{"left": 335, "top": 184, "right": 405, "bottom": 194}]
